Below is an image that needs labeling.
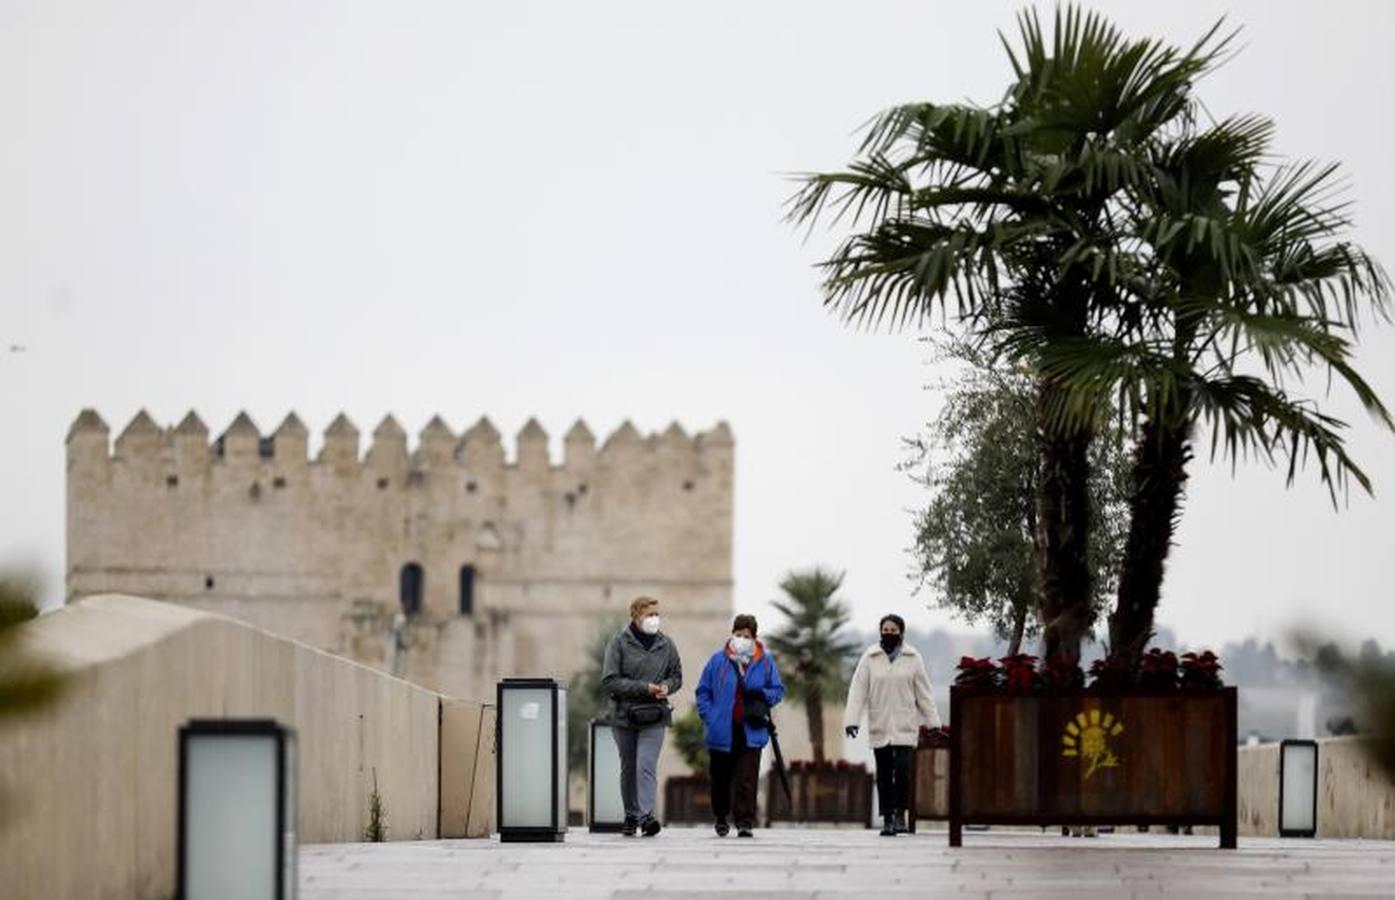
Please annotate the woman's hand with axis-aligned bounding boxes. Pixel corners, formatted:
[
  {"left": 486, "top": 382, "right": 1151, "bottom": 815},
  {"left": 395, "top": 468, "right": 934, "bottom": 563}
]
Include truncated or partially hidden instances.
[{"left": 648, "top": 683, "right": 669, "bottom": 699}]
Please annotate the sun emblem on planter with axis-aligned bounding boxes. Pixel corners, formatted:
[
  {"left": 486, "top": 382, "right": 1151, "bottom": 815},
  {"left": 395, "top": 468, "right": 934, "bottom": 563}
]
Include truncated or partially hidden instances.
[{"left": 1061, "top": 709, "right": 1124, "bottom": 780}]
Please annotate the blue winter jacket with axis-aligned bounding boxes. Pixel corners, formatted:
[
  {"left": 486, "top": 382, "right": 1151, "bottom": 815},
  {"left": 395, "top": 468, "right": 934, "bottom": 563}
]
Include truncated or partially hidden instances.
[{"left": 694, "top": 642, "right": 784, "bottom": 752}]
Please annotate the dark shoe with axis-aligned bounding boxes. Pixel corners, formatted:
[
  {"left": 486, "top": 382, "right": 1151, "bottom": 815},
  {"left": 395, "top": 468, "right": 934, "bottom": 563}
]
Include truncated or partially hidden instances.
[
  {"left": 640, "top": 815, "right": 662, "bottom": 837},
  {"left": 736, "top": 826, "right": 754, "bottom": 838},
  {"left": 893, "top": 810, "right": 908, "bottom": 834},
  {"left": 880, "top": 814, "right": 896, "bottom": 837},
  {"left": 621, "top": 816, "right": 638, "bottom": 837},
  {"left": 714, "top": 818, "right": 729, "bottom": 837}
]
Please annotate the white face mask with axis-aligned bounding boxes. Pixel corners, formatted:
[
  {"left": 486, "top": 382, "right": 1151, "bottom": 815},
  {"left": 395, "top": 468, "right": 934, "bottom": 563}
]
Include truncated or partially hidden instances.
[
  {"left": 640, "top": 614, "right": 661, "bottom": 635},
  {"left": 729, "top": 635, "right": 754, "bottom": 657}
]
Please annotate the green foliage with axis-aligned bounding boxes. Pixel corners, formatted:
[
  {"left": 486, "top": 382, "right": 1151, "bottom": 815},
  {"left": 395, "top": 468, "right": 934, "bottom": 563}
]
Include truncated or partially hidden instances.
[
  {"left": 908, "top": 342, "right": 1131, "bottom": 652},
  {"left": 0, "top": 573, "right": 68, "bottom": 726},
  {"left": 671, "top": 708, "right": 709, "bottom": 775},
  {"left": 787, "top": 4, "right": 1236, "bottom": 664},
  {"left": 766, "top": 569, "right": 860, "bottom": 704},
  {"left": 789, "top": 4, "right": 1391, "bottom": 662},
  {"left": 364, "top": 768, "right": 387, "bottom": 842},
  {"left": 1301, "top": 638, "right": 1395, "bottom": 781}
]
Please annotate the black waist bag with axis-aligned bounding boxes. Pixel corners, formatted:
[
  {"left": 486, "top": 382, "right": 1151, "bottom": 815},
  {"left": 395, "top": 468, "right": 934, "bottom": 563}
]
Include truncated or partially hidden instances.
[{"left": 627, "top": 702, "right": 667, "bottom": 727}]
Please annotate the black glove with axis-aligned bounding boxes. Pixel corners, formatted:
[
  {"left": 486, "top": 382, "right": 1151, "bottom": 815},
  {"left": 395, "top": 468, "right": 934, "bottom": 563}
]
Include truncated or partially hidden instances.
[{"left": 845, "top": 725, "right": 859, "bottom": 739}]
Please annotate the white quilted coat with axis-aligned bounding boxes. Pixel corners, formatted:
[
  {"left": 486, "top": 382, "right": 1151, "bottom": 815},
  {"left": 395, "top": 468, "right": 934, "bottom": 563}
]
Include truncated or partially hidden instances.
[{"left": 843, "top": 643, "right": 942, "bottom": 748}]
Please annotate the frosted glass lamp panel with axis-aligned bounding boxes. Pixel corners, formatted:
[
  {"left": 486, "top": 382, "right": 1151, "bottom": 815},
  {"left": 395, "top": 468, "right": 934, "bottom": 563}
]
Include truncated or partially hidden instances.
[
  {"left": 184, "top": 734, "right": 278, "bottom": 900},
  {"left": 500, "top": 687, "right": 554, "bottom": 828},
  {"left": 1281, "top": 743, "right": 1317, "bottom": 834},
  {"left": 592, "top": 723, "right": 624, "bottom": 824}
]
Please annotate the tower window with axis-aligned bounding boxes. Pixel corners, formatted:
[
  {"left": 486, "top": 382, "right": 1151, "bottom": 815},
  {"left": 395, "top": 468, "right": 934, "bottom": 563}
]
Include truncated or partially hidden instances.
[
  {"left": 400, "top": 562, "right": 424, "bottom": 617},
  {"left": 459, "top": 565, "right": 476, "bottom": 616}
]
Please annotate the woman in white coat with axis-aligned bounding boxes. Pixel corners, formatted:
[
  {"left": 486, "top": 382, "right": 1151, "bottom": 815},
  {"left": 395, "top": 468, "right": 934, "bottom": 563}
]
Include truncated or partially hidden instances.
[{"left": 843, "top": 614, "right": 941, "bottom": 836}]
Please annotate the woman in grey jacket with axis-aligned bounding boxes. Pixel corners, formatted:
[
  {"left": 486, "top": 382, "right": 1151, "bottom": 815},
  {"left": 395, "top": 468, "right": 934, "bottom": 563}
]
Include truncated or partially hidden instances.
[{"left": 602, "top": 595, "right": 683, "bottom": 836}]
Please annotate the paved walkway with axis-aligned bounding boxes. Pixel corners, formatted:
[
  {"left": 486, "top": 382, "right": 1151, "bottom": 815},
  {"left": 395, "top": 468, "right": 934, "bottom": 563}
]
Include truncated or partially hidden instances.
[{"left": 300, "top": 827, "right": 1395, "bottom": 899}]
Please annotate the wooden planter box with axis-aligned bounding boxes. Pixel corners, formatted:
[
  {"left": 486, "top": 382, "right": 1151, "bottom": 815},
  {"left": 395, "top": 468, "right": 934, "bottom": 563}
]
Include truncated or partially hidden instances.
[
  {"left": 764, "top": 763, "right": 873, "bottom": 826},
  {"left": 908, "top": 746, "right": 950, "bottom": 832},
  {"left": 949, "top": 686, "right": 1238, "bottom": 848},
  {"left": 662, "top": 775, "right": 711, "bottom": 825}
]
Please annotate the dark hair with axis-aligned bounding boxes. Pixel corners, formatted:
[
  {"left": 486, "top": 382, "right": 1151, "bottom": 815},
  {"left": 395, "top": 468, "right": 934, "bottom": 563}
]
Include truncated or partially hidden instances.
[
  {"left": 879, "top": 614, "right": 906, "bottom": 635},
  {"left": 732, "top": 613, "right": 758, "bottom": 636}
]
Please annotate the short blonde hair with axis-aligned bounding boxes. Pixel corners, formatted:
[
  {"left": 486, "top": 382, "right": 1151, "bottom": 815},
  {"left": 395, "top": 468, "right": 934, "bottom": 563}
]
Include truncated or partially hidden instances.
[{"left": 629, "top": 595, "right": 659, "bottom": 619}]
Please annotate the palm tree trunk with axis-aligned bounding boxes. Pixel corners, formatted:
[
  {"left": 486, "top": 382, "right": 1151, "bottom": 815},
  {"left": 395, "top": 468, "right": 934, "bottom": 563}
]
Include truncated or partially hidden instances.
[
  {"left": 1035, "top": 383, "right": 1094, "bottom": 668},
  {"left": 1109, "top": 412, "right": 1192, "bottom": 664},
  {"left": 806, "top": 687, "right": 826, "bottom": 762}
]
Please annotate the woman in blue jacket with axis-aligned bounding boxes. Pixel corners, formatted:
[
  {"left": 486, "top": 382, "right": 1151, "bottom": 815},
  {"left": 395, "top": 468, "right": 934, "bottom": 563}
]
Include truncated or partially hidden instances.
[{"left": 694, "top": 613, "right": 784, "bottom": 837}]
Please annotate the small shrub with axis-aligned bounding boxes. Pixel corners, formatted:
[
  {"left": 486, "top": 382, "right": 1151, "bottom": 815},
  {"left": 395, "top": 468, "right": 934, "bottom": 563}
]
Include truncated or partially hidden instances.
[
  {"left": 364, "top": 769, "right": 387, "bottom": 842},
  {"left": 671, "top": 708, "right": 709, "bottom": 774}
]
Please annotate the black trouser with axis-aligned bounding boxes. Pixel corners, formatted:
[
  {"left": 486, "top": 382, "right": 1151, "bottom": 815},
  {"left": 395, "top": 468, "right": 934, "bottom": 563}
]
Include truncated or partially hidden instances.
[
  {"left": 873, "top": 745, "right": 913, "bottom": 814},
  {"left": 709, "top": 725, "right": 762, "bottom": 827}
]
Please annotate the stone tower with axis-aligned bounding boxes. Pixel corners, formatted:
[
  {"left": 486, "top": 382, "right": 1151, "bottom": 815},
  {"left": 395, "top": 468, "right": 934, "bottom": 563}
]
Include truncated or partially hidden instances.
[{"left": 65, "top": 410, "right": 735, "bottom": 703}]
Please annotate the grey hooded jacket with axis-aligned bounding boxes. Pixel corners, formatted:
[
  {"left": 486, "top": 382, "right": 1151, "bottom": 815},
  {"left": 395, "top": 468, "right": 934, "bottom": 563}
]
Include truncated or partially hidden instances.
[{"left": 601, "top": 626, "right": 683, "bottom": 728}]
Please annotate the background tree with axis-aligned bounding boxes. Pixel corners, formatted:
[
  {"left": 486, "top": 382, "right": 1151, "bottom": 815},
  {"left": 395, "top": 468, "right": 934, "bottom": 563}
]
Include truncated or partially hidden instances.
[
  {"left": 671, "top": 709, "right": 709, "bottom": 775},
  {"left": 1300, "top": 635, "right": 1395, "bottom": 781},
  {"left": 566, "top": 615, "right": 623, "bottom": 780},
  {"left": 788, "top": 6, "right": 1231, "bottom": 666},
  {"left": 907, "top": 342, "right": 1131, "bottom": 655},
  {"left": 765, "top": 568, "right": 860, "bottom": 762},
  {"left": 0, "top": 572, "right": 69, "bottom": 823},
  {"left": 0, "top": 576, "right": 66, "bottom": 722}
]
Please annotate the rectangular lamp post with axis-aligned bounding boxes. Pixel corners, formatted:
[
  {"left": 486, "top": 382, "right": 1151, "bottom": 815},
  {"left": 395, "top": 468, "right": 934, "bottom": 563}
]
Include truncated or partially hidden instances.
[
  {"left": 588, "top": 719, "right": 625, "bottom": 832},
  {"left": 496, "top": 677, "right": 568, "bottom": 843},
  {"left": 1279, "top": 739, "right": 1319, "bottom": 838},
  {"left": 178, "top": 719, "right": 297, "bottom": 900}
]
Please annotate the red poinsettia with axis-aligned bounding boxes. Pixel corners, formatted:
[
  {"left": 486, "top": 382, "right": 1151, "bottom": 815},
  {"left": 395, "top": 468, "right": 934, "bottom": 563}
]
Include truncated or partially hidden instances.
[
  {"left": 955, "top": 656, "right": 1001, "bottom": 689},
  {"left": 1138, "top": 648, "right": 1180, "bottom": 689},
  {"left": 1000, "top": 653, "right": 1039, "bottom": 694},
  {"left": 1036, "top": 655, "right": 1084, "bottom": 690},
  {"left": 919, "top": 725, "right": 952, "bottom": 748},
  {"left": 1180, "top": 650, "right": 1224, "bottom": 689}
]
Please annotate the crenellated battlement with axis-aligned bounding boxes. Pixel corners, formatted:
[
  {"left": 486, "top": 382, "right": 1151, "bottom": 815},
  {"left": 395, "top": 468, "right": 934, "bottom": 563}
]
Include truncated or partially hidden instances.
[
  {"left": 66, "top": 409, "right": 734, "bottom": 474},
  {"left": 65, "top": 406, "right": 735, "bottom": 712}
]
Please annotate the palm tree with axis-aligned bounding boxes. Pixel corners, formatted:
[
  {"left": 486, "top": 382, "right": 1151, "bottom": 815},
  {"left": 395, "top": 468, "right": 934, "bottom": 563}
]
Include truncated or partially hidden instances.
[
  {"left": 765, "top": 568, "right": 860, "bottom": 762},
  {"left": 788, "top": 6, "right": 1231, "bottom": 665},
  {"left": 1045, "top": 115, "right": 1394, "bottom": 661}
]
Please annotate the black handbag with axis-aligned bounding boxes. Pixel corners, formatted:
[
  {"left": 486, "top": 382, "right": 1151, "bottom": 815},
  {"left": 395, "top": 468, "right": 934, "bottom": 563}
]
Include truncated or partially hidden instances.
[
  {"left": 742, "top": 689, "right": 770, "bottom": 727},
  {"left": 626, "top": 702, "right": 667, "bottom": 727}
]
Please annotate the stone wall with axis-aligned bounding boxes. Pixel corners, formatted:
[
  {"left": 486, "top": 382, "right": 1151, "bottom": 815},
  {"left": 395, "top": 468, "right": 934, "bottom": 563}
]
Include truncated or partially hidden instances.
[
  {"left": 65, "top": 410, "right": 735, "bottom": 707},
  {"left": 0, "top": 595, "right": 492, "bottom": 900},
  {"left": 1238, "top": 736, "right": 1395, "bottom": 838}
]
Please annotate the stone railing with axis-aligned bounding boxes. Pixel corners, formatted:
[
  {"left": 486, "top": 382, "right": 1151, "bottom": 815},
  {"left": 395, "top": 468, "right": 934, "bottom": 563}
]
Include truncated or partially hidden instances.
[
  {"left": 1238, "top": 736, "right": 1395, "bottom": 838},
  {"left": 0, "top": 594, "right": 495, "bottom": 900}
]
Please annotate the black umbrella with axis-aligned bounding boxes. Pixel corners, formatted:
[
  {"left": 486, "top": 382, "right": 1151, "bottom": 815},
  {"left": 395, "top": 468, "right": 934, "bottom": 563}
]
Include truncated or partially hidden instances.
[
  {"left": 766, "top": 718, "right": 793, "bottom": 806},
  {"left": 744, "top": 690, "right": 793, "bottom": 806}
]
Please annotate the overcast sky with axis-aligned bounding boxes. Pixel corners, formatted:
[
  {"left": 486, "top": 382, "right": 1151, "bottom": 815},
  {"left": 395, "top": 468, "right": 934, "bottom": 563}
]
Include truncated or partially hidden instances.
[{"left": 2, "top": 0, "right": 1393, "bottom": 654}]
